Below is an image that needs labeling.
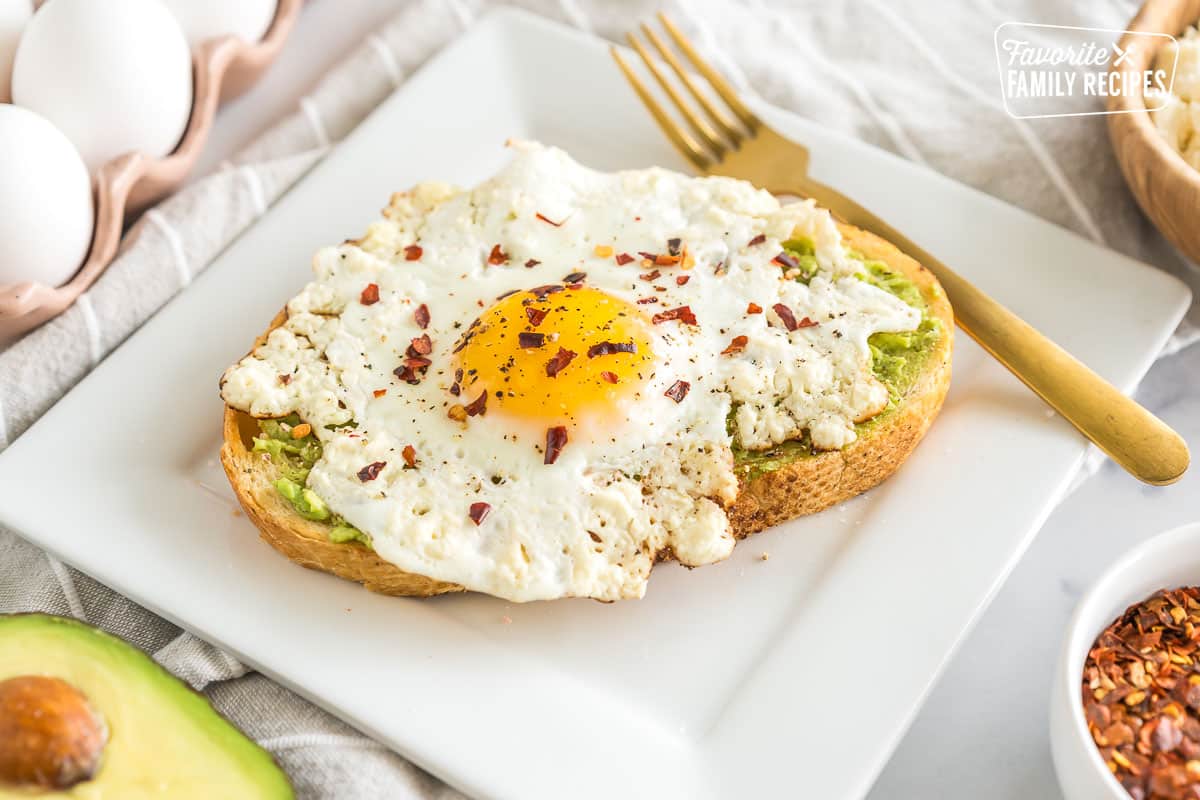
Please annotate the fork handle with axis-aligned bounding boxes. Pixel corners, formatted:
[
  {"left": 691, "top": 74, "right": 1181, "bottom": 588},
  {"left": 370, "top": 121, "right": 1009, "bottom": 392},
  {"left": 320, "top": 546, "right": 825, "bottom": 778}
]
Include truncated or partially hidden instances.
[{"left": 794, "top": 176, "right": 1189, "bottom": 486}]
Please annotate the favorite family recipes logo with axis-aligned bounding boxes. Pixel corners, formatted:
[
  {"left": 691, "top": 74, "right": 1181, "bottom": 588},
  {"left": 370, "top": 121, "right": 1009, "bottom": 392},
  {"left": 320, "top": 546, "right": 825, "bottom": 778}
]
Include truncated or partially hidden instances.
[{"left": 994, "top": 23, "right": 1177, "bottom": 118}]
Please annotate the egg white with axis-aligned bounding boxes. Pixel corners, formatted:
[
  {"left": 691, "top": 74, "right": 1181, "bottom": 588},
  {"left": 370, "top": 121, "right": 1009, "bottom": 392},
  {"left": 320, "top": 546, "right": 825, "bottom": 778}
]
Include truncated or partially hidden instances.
[{"left": 221, "top": 142, "right": 920, "bottom": 602}]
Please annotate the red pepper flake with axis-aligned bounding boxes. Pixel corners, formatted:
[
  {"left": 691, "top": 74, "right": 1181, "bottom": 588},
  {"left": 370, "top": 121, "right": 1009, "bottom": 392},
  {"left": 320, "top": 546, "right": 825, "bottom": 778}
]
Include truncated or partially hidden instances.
[
  {"left": 518, "top": 332, "right": 546, "bottom": 348},
  {"left": 545, "top": 347, "right": 576, "bottom": 378},
  {"left": 464, "top": 389, "right": 488, "bottom": 417},
  {"left": 404, "top": 245, "right": 423, "bottom": 261},
  {"left": 536, "top": 212, "right": 565, "bottom": 227},
  {"left": 772, "top": 303, "right": 799, "bottom": 331},
  {"left": 746, "top": 302, "right": 762, "bottom": 314},
  {"left": 357, "top": 461, "right": 386, "bottom": 482},
  {"left": 721, "top": 335, "right": 749, "bottom": 355},
  {"left": 413, "top": 303, "right": 430, "bottom": 329},
  {"left": 636, "top": 297, "right": 659, "bottom": 305},
  {"left": 675, "top": 275, "right": 690, "bottom": 286},
  {"left": 639, "top": 269, "right": 661, "bottom": 282},
  {"left": 394, "top": 365, "right": 420, "bottom": 384},
  {"left": 401, "top": 445, "right": 417, "bottom": 468},
  {"left": 373, "top": 388, "right": 387, "bottom": 398},
  {"left": 525, "top": 259, "right": 540, "bottom": 268},
  {"left": 487, "top": 244, "right": 509, "bottom": 265},
  {"left": 279, "top": 374, "right": 292, "bottom": 385},
  {"left": 468, "top": 502, "right": 491, "bottom": 526},
  {"left": 652, "top": 305, "right": 698, "bottom": 326},
  {"left": 404, "top": 356, "right": 432, "bottom": 369},
  {"left": 773, "top": 252, "right": 799, "bottom": 270},
  {"left": 360, "top": 283, "right": 380, "bottom": 305},
  {"left": 655, "top": 253, "right": 682, "bottom": 266},
  {"left": 529, "top": 284, "right": 564, "bottom": 299},
  {"left": 664, "top": 380, "right": 690, "bottom": 403},
  {"left": 747, "top": 234, "right": 767, "bottom": 247},
  {"left": 407, "top": 334, "right": 432, "bottom": 356},
  {"left": 798, "top": 316, "right": 819, "bottom": 328},
  {"left": 563, "top": 271, "right": 586, "bottom": 283},
  {"left": 525, "top": 307, "right": 548, "bottom": 327},
  {"left": 544, "top": 426, "right": 568, "bottom": 465},
  {"left": 615, "top": 253, "right": 635, "bottom": 265},
  {"left": 600, "top": 371, "right": 619, "bottom": 384},
  {"left": 587, "top": 341, "right": 637, "bottom": 358}
]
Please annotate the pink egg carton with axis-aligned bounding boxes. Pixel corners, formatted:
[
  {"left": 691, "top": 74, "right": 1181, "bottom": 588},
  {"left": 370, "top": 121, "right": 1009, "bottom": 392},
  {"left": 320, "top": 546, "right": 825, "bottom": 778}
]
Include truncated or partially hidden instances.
[{"left": 0, "top": 0, "right": 302, "bottom": 345}]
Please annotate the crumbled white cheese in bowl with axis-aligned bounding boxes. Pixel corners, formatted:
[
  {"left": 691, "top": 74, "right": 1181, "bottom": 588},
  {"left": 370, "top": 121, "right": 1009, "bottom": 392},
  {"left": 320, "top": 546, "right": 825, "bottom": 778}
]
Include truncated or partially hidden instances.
[
  {"left": 220, "top": 142, "right": 921, "bottom": 603},
  {"left": 1154, "top": 26, "right": 1200, "bottom": 171}
]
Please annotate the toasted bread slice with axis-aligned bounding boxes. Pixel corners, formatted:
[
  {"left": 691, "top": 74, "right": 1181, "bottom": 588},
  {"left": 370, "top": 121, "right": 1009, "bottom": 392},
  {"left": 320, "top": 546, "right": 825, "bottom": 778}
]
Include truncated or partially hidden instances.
[{"left": 220, "top": 221, "right": 953, "bottom": 598}]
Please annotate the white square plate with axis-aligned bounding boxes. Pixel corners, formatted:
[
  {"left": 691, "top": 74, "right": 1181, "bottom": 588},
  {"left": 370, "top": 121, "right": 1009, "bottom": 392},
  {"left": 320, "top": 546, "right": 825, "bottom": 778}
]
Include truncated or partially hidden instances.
[{"left": 0, "top": 10, "right": 1189, "bottom": 799}]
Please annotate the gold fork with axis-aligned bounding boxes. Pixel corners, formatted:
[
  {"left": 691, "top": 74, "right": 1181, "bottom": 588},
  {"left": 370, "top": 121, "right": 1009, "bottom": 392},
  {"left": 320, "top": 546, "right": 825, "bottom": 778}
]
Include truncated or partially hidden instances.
[{"left": 612, "top": 13, "right": 1189, "bottom": 486}]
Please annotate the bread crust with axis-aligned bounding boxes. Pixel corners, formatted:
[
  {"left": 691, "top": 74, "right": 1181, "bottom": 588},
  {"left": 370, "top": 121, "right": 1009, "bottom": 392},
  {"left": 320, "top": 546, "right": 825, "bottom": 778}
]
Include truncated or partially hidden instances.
[{"left": 220, "top": 222, "right": 953, "bottom": 598}]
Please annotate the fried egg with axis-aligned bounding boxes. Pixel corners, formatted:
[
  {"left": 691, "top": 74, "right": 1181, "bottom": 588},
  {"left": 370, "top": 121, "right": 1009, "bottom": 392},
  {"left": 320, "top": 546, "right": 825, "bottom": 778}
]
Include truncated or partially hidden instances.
[{"left": 220, "top": 142, "right": 921, "bottom": 602}]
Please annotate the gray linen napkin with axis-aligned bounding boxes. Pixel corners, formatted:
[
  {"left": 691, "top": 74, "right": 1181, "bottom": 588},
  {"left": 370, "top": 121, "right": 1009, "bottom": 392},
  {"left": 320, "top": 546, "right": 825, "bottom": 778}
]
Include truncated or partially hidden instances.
[{"left": 1, "top": 1, "right": 1196, "bottom": 797}]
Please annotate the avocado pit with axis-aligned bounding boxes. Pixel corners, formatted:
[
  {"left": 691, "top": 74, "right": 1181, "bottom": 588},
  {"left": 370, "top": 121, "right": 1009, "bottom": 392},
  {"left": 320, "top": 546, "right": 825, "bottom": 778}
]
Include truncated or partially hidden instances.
[{"left": 0, "top": 674, "right": 107, "bottom": 791}]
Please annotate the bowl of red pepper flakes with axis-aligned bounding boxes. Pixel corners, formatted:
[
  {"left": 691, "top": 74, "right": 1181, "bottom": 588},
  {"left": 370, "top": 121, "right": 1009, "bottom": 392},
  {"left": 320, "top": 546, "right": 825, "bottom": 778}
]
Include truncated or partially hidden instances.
[{"left": 1052, "top": 522, "right": 1200, "bottom": 800}]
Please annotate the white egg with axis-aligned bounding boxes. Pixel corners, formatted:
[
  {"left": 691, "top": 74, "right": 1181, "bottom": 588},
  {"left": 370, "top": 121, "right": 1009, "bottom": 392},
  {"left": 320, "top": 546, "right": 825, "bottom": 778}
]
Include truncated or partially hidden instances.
[
  {"left": 12, "top": 0, "right": 193, "bottom": 174},
  {"left": 161, "top": 0, "right": 276, "bottom": 48},
  {"left": 0, "top": 0, "right": 30, "bottom": 103},
  {"left": 0, "top": 104, "right": 93, "bottom": 288}
]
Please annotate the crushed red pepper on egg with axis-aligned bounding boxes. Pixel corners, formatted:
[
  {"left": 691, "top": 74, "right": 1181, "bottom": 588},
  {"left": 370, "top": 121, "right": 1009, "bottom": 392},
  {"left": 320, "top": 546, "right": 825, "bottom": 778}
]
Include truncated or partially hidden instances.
[
  {"left": 525, "top": 307, "right": 549, "bottom": 327},
  {"left": 544, "top": 426, "right": 568, "bottom": 465},
  {"left": 664, "top": 380, "right": 690, "bottom": 403},
  {"left": 721, "top": 335, "right": 749, "bottom": 355},
  {"left": 468, "top": 502, "right": 491, "bottom": 525},
  {"left": 747, "top": 234, "right": 767, "bottom": 247},
  {"left": 357, "top": 462, "right": 386, "bottom": 482},
  {"left": 615, "top": 253, "right": 635, "bottom": 265},
  {"left": 360, "top": 283, "right": 380, "bottom": 305},
  {"left": 404, "top": 245, "right": 423, "bottom": 261},
  {"left": 545, "top": 347, "right": 577, "bottom": 378},
  {"left": 487, "top": 244, "right": 509, "bottom": 265},
  {"left": 518, "top": 332, "right": 546, "bottom": 348},
  {"left": 413, "top": 304, "right": 430, "bottom": 329},
  {"left": 600, "top": 371, "right": 619, "bottom": 384},
  {"left": 652, "top": 306, "right": 698, "bottom": 326},
  {"left": 407, "top": 334, "right": 432, "bottom": 356},
  {"left": 773, "top": 252, "right": 800, "bottom": 270},
  {"left": 772, "top": 303, "right": 799, "bottom": 331},
  {"left": 464, "top": 389, "right": 488, "bottom": 417},
  {"left": 586, "top": 341, "right": 637, "bottom": 358},
  {"left": 401, "top": 445, "right": 417, "bottom": 468},
  {"left": 536, "top": 212, "right": 564, "bottom": 227},
  {"left": 747, "top": 302, "right": 762, "bottom": 314}
]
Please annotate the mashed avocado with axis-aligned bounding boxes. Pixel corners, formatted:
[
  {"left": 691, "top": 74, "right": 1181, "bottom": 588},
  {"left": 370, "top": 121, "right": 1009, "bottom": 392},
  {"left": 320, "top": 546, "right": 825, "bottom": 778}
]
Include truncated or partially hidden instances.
[
  {"left": 253, "top": 415, "right": 371, "bottom": 546},
  {"left": 733, "top": 244, "right": 943, "bottom": 480}
]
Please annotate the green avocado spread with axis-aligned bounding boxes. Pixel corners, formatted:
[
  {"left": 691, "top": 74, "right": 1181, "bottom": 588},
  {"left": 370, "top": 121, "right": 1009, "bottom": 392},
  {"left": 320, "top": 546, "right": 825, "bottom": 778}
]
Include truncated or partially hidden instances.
[
  {"left": 252, "top": 415, "right": 371, "bottom": 547},
  {"left": 732, "top": 240, "right": 943, "bottom": 480}
]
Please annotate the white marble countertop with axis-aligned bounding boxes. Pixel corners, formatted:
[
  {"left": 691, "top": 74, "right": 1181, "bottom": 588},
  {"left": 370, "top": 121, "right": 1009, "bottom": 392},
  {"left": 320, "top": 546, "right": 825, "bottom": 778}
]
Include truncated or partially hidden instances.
[{"left": 204, "top": 3, "right": 1200, "bottom": 797}]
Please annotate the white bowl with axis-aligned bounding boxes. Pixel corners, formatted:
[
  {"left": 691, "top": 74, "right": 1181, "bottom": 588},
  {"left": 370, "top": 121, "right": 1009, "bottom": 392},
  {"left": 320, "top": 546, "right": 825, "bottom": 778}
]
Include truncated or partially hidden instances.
[{"left": 1050, "top": 520, "right": 1200, "bottom": 800}]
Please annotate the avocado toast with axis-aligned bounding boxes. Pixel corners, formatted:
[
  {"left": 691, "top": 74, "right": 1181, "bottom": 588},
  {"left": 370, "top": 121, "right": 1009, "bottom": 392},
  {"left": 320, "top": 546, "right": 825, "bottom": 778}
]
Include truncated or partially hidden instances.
[{"left": 219, "top": 145, "right": 953, "bottom": 602}]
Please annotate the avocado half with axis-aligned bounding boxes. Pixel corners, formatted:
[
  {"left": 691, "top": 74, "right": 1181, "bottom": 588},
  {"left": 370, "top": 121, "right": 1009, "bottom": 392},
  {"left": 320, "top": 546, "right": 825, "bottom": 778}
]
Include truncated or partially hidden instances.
[{"left": 0, "top": 614, "right": 293, "bottom": 799}]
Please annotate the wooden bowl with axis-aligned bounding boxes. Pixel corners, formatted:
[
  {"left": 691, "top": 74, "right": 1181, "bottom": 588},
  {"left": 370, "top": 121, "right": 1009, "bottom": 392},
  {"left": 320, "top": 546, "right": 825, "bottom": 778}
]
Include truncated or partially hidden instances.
[
  {"left": 0, "top": 0, "right": 302, "bottom": 346},
  {"left": 1109, "top": 0, "right": 1200, "bottom": 264}
]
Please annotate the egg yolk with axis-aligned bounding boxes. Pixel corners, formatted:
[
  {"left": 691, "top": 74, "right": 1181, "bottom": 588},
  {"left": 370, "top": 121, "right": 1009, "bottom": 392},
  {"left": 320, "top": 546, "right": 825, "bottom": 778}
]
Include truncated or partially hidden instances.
[{"left": 454, "top": 286, "right": 655, "bottom": 426}]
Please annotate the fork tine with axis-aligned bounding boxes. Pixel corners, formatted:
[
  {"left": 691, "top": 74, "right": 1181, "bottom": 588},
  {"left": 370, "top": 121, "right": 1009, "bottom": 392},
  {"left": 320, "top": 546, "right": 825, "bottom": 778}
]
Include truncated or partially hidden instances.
[
  {"left": 627, "top": 29, "right": 726, "bottom": 158},
  {"left": 657, "top": 13, "right": 760, "bottom": 132},
  {"left": 610, "top": 46, "right": 712, "bottom": 171},
  {"left": 640, "top": 23, "right": 744, "bottom": 147}
]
